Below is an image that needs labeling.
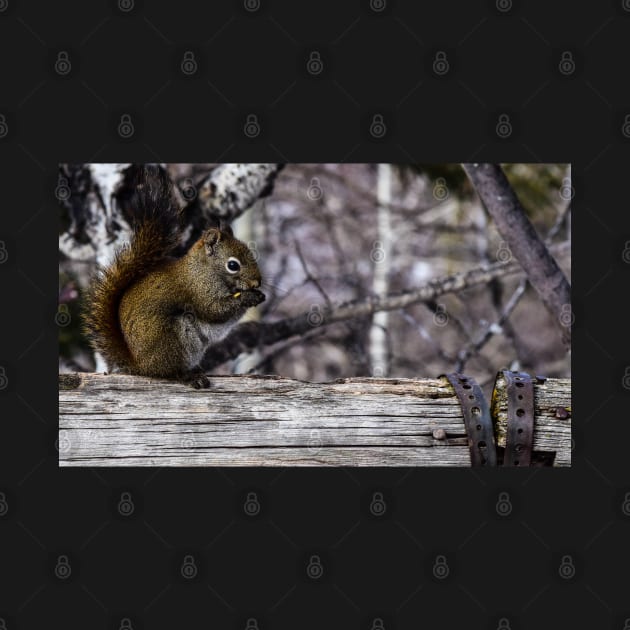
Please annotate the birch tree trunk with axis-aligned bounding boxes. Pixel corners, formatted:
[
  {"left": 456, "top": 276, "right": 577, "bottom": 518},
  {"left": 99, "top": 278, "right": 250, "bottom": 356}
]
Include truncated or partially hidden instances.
[{"left": 368, "top": 164, "right": 393, "bottom": 377}]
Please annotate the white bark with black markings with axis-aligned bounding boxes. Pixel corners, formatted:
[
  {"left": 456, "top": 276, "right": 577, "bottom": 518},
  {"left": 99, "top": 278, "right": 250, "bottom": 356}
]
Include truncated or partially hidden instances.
[{"left": 58, "top": 163, "right": 283, "bottom": 265}]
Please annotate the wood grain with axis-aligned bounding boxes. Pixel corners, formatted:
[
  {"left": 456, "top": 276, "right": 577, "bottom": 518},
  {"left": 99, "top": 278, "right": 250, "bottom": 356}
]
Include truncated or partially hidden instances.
[{"left": 59, "top": 373, "right": 570, "bottom": 467}]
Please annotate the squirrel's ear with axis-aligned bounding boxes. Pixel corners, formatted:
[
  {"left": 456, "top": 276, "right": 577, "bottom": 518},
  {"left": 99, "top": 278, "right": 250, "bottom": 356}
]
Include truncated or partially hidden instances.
[{"left": 203, "top": 228, "right": 221, "bottom": 256}]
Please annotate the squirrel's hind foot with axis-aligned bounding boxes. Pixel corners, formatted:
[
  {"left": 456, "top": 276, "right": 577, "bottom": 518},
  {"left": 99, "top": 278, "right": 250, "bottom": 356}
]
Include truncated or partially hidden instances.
[{"left": 184, "top": 370, "right": 211, "bottom": 389}]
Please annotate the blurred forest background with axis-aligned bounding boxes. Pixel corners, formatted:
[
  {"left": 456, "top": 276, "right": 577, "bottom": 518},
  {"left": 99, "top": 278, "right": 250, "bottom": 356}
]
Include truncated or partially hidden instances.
[{"left": 59, "top": 163, "right": 571, "bottom": 388}]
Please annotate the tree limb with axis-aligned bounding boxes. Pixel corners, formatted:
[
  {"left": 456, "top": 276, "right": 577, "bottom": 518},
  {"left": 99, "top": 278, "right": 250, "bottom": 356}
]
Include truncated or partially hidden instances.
[
  {"left": 462, "top": 163, "right": 571, "bottom": 348},
  {"left": 200, "top": 242, "right": 569, "bottom": 371},
  {"left": 196, "top": 163, "right": 283, "bottom": 219}
]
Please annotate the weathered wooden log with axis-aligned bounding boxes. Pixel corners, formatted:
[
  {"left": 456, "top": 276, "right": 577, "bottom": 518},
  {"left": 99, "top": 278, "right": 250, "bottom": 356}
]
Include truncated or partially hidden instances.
[
  {"left": 491, "top": 373, "right": 571, "bottom": 467},
  {"left": 59, "top": 374, "right": 467, "bottom": 466},
  {"left": 58, "top": 373, "right": 571, "bottom": 467}
]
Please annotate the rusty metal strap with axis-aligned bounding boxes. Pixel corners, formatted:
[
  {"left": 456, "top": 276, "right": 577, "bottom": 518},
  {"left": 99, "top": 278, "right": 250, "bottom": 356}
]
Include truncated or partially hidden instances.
[
  {"left": 445, "top": 373, "right": 497, "bottom": 467},
  {"left": 502, "top": 371, "right": 535, "bottom": 467}
]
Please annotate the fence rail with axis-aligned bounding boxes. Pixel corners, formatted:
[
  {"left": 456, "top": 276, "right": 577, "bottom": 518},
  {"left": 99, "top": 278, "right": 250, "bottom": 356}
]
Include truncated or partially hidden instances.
[{"left": 58, "top": 373, "right": 571, "bottom": 467}]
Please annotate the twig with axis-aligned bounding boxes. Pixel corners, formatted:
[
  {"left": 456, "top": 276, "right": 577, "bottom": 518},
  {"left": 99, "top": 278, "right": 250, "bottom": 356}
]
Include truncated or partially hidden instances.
[
  {"left": 294, "top": 239, "right": 332, "bottom": 308},
  {"left": 455, "top": 278, "right": 527, "bottom": 372}
]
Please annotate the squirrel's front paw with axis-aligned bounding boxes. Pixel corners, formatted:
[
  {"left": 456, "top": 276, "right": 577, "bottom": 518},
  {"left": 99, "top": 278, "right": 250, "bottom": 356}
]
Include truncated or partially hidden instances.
[{"left": 240, "top": 289, "right": 265, "bottom": 307}]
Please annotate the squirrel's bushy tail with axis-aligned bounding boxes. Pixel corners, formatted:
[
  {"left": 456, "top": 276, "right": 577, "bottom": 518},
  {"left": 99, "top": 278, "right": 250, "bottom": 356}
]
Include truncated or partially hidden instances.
[{"left": 82, "top": 164, "right": 181, "bottom": 371}]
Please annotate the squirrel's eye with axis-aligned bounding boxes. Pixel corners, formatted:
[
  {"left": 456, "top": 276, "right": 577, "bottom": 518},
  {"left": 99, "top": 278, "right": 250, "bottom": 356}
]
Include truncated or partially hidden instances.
[{"left": 226, "top": 258, "right": 241, "bottom": 273}]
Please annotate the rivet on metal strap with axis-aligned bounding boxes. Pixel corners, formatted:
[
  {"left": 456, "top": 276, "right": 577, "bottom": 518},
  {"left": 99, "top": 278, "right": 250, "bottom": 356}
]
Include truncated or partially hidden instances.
[
  {"left": 445, "top": 373, "right": 497, "bottom": 467},
  {"left": 502, "top": 370, "right": 535, "bottom": 467}
]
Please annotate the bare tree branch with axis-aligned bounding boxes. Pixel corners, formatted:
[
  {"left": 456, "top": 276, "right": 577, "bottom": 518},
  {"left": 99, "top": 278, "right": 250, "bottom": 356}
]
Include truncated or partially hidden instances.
[
  {"left": 455, "top": 278, "right": 527, "bottom": 372},
  {"left": 462, "top": 163, "right": 571, "bottom": 348},
  {"left": 191, "top": 163, "right": 283, "bottom": 219},
  {"left": 294, "top": 238, "right": 332, "bottom": 308},
  {"left": 200, "top": 242, "right": 569, "bottom": 371}
]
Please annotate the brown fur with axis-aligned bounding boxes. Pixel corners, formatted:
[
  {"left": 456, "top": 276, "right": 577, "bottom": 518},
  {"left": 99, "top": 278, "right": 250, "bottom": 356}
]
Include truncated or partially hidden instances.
[{"left": 82, "top": 166, "right": 263, "bottom": 384}]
